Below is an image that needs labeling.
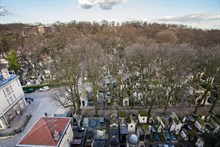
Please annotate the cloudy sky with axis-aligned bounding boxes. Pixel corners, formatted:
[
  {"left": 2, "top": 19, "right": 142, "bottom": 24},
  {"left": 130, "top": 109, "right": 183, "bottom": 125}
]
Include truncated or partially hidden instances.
[{"left": 0, "top": 0, "right": 219, "bottom": 29}]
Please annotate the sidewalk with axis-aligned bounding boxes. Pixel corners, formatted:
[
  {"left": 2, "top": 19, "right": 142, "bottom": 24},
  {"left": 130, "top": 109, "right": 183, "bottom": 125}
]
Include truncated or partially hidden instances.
[{"left": 0, "top": 99, "right": 40, "bottom": 137}]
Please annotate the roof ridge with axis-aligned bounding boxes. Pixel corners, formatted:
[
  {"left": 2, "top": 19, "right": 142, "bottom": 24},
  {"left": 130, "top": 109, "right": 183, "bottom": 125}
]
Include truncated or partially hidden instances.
[
  {"left": 20, "top": 117, "right": 57, "bottom": 145},
  {"left": 19, "top": 117, "right": 71, "bottom": 146},
  {"left": 43, "top": 117, "right": 57, "bottom": 145},
  {"left": 21, "top": 118, "right": 46, "bottom": 141}
]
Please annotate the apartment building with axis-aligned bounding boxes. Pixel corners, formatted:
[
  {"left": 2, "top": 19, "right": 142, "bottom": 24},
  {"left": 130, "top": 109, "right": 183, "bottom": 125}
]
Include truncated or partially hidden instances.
[{"left": 0, "top": 68, "right": 26, "bottom": 129}]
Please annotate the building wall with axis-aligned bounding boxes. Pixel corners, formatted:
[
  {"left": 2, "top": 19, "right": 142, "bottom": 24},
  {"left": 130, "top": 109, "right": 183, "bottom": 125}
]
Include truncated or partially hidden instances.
[
  {"left": 128, "top": 122, "right": 136, "bottom": 133},
  {"left": 0, "top": 76, "right": 25, "bottom": 129},
  {"left": 59, "top": 124, "right": 73, "bottom": 147},
  {"left": 195, "top": 121, "right": 204, "bottom": 131},
  {"left": 123, "top": 98, "right": 129, "bottom": 107},
  {"left": 138, "top": 114, "right": 147, "bottom": 124}
]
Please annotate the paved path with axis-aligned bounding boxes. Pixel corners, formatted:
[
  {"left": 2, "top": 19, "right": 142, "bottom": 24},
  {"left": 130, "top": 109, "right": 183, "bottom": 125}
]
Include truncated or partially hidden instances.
[
  {"left": 81, "top": 104, "right": 220, "bottom": 117},
  {"left": 0, "top": 90, "right": 63, "bottom": 147}
]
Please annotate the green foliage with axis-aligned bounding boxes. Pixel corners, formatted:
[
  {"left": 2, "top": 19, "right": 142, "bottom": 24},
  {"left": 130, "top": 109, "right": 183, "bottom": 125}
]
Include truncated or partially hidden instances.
[
  {"left": 6, "top": 49, "right": 21, "bottom": 72},
  {"left": 199, "top": 131, "right": 220, "bottom": 147},
  {"left": 139, "top": 110, "right": 147, "bottom": 116},
  {"left": 119, "top": 111, "right": 126, "bottom": 117},
  {"left": 22, "top": 83, "right": 50, "bottom": 91},
  {"left": 142, "top": 125, "right": 149, "bottom": 130}
]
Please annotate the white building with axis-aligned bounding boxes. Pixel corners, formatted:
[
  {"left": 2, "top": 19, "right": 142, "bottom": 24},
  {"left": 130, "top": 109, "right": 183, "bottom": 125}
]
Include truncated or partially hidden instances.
[
  {"left": 0, "top": 68, "right": 26, "bottom": 129},
  {"left": 171, "top": 112, "right": 183, "bottom": 134},
  {"left": 127, "top": 115, "right": 138, "bottom": 133},
  {"left": 138, "top": 110, "right": 147, "bottom": 124},
  {"left": 123, "top": 98, "right": 129, "bottom": 107},
  {"left": 194, "top": 115, "right": 206, "bottom": 132},
  {"left": 80, "top": 83, "right": 92, "bottom": 108}
]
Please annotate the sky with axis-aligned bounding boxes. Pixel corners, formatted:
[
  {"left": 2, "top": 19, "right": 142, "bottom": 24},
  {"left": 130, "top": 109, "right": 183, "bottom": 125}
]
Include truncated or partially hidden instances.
[{"left": 0, "top": 0, "right": 219, "bottom": 29}]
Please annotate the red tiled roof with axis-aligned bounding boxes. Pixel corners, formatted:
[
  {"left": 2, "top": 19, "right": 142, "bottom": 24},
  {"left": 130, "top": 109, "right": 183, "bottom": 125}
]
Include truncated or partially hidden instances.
[{"left": 18, "top": 117, "right": 71, "bottom": 146}]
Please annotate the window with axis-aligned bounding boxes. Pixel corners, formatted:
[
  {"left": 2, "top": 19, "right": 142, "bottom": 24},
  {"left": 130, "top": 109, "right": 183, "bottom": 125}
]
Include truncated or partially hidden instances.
[
  {"left": 5, "top": 87, "right": 12, "bottom": 95},
  {"left": 9, "top": 96, "right": 13, "bottom": 104},
  {"left": 10, "top": 86, "right": 13, "bottom": 92},
  {"left": 7, "top": 99, "right": 11, "bottom": 105},
  {"left": 3, "top": 90, "right": 7, "bottom": 97}
]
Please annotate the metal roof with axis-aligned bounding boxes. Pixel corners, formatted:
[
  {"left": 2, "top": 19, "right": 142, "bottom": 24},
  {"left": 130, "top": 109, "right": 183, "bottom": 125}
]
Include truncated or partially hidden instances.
[{"left": 0, "top": 74, "right": 17, "bottom": 88}]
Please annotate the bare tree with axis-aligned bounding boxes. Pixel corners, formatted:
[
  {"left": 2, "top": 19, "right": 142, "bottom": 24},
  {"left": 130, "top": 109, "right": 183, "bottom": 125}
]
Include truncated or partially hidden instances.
[
  {"left": 51, "top": 43, "right": 84, "bottom": 114},
  {"left": 85, "top": 41, "right": 104, "bottom": 116},
  {"left": 193, "top": 46, "right": 220, "bottom": 113}
]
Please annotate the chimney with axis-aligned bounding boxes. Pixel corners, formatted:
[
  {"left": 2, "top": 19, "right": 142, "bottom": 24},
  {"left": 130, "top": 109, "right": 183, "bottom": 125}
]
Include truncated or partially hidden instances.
[
  {"left": 1, "top": 68, "right": 10, "bottom": 79},
  {"left": 53, "top": 130, "right": 60, "bottom": 141}
]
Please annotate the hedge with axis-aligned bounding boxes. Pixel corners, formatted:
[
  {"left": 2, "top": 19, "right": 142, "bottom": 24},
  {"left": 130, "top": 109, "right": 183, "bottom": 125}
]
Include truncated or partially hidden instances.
[
  {"left": 22, "top": 82, "right": 61, "bottom": 91},
  {"left": 0, "top": 114, "right": 31, "bottom": 137}
]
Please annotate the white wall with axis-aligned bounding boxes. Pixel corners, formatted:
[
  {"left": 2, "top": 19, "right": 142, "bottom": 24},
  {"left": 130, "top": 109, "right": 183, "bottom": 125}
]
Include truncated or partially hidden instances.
[
  {"left": 0, "top": 76, "right": 25, "bottom": 129},
  {"left": 59, "top": 124, "right": 73, "bottom": 147},
  {"left": 138, "top": 114, "right": 147, "bottom": 124},
  {"left": 128, "top": 122, "right": 136, "bottom": 133},
  {"left": 0, "top": 77, "right": 24, "bottom": 113}
]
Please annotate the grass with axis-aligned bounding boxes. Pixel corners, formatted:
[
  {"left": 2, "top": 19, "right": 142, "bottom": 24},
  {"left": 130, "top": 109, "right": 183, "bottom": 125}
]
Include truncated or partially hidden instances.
[
  {"left": 139, "top": 110, "right": 147, "bottom": 116},
  {"left": 142, "top": 124, "right": 149, "bottom": 131},
  {"left": 149, "top": 134, "right": 154, "bottom": 142},
  {"left": 119, "top": 111, "right": 126, "bottom": 118}
]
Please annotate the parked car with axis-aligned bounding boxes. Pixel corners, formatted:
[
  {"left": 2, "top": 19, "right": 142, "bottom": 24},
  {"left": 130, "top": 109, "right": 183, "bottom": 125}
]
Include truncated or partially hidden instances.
[
  {"left": 39, "top": 86, "right": 50, "bottom": 92},
  {"left": 24, "top": 88, "right": 35, "bottom": 93}
]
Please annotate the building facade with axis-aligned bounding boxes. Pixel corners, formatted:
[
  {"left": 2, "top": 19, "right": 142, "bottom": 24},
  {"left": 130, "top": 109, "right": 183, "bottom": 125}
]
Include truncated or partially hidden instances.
[{"left": 0, "top": 68, "right": 26, "bottom": 129}]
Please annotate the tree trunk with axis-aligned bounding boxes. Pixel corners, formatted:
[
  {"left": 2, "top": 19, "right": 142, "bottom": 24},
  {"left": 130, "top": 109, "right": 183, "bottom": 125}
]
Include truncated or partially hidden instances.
[
  {"left": 93, "top": 82, "right": 98, "bottom": 116},
  {"left": 208, "top": 99, "right": 216, "bottom": 114},
  {"left": 164, "top": 92, "right": 171, "bottom": 113},
  {"left": 164, "top": 101, "right": 169, "bottom": 113},
  {"left": 193, "top": 102, "right": 200, "bottom": 114},
  {"left": 147, "top": 103, "right": 153, "bottom": 123},
  {"left": 144, "top": 93, "right": 147, "bottom": 109}
]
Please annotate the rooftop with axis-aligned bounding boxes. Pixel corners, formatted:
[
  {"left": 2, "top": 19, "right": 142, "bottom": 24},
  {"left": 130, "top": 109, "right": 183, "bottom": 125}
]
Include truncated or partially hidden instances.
[
  {"left": 139, "top": 110, "right": 147, "bottom": 117},
  {"left": 128, "top": 134, "right": 139, "bottom": 145},
  {"left": 0, "top": 74, "right": 17, "bottom": 88},
  {"left": 17, "top": 117, "right": 71, "bottom": 146}
]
